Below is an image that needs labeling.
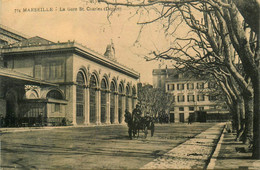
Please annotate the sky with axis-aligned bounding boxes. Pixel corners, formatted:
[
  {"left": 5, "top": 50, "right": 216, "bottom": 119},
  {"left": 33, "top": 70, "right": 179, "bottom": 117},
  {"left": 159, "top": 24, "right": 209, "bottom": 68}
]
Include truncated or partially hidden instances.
[{"left": 0, "top": 0, "right": 183, "bottom": 84}]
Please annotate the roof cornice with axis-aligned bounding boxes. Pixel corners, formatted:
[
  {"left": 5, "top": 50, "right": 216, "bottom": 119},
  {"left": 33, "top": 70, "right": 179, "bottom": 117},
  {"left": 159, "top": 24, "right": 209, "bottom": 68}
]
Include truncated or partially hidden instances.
[{"left": 0, "top": 42, "right": 140, "bottom": 79}]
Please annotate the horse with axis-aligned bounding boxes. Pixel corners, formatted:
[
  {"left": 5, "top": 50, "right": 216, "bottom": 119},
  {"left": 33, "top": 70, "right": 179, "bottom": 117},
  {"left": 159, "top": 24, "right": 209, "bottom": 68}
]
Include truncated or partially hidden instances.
[
  {"left": 132, "top": 116, "right": 155, "bottom": 138},
  {"left": 125, "top": 110, "right": 155, "bottom": 139}
]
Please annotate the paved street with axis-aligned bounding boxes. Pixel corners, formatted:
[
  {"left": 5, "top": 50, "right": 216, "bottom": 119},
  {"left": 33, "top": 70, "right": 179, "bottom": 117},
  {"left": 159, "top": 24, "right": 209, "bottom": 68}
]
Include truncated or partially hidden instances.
[{"left": 1, "top": 123, "right": 216, "bottom": 169}]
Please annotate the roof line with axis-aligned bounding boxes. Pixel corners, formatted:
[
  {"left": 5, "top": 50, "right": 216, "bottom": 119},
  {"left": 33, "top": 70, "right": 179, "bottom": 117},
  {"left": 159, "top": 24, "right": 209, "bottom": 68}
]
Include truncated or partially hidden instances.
[{"left": 0, "top": 24, "right": 30, "bottom": 39}]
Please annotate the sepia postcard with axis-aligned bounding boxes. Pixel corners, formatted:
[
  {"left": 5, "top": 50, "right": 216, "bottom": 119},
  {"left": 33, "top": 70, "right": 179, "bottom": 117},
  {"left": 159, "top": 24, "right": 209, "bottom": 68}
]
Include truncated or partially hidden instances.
[{"left": 0, "top": 0, "right": 259, "bottom": 169}]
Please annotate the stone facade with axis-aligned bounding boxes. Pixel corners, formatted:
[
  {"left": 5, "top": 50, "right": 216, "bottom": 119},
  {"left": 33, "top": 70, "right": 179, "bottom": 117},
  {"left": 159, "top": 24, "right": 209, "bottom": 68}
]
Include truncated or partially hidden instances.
[
  {"left": 0, "top": 25, "right": 139, "bottom": 126},
  {"left": 153, "top": 68, "right": 229, "bottom": 123}
]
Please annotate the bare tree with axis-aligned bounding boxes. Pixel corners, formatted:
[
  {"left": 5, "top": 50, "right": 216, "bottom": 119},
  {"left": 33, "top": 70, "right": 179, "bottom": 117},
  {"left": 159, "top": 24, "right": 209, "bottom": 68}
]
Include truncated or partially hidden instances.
[
  {"left": 99, "top": 0, "right": 260, "bottom": 158},
  {"left": 138, "top": 83, "right": 174, "bottom": 119}
]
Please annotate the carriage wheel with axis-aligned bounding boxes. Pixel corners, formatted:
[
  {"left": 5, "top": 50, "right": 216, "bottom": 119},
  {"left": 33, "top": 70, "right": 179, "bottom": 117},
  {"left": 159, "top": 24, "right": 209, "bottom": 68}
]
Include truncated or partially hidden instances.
[{"left": 151, "top": 123, "right": 155, "bottom": 137}]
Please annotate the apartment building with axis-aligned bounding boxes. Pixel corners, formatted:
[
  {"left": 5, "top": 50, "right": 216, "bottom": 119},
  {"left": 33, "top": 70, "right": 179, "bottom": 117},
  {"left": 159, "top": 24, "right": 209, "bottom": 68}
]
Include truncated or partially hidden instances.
[{"left": 153, "top": 67, "right": 229, "bottom": 123}]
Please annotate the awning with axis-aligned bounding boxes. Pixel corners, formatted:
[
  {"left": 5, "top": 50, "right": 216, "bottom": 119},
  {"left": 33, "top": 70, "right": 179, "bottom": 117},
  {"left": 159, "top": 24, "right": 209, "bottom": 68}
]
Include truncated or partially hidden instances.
[{"left": 0, "top": 68, "right": 57, "bottom": 86}]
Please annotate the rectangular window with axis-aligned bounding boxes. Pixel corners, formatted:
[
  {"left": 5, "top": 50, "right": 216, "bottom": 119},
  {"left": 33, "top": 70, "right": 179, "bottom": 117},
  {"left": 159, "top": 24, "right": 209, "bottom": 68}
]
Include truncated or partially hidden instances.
[
  {"left": 189, "top": 107, "right": 194, "bottom": 111},
  {"left": 177, "top": 95, "right": 185, "bottom": 102},
  {"left": 187, "top": 95, "right": 195, "bottom": 102},
  {"left": 171, "top": 84, "right": 174, "bottom": 90},
  {"left": 187, "top": 83, "right": 194, "bottom": 90},
  {"left": 167, "top": 84, "right": 174, "bottom": 91},
  {"left": 177, "top": 84, "right": 184, "bottom": 90},
  {"left": 197, "top": 82, "right": 205, "bottom": 89},
  {"left": 197, "top": 94, "right": 205, "bottom": 101},
  {"left": 179, "top": 107, "right": 184, "bottom": 111}
]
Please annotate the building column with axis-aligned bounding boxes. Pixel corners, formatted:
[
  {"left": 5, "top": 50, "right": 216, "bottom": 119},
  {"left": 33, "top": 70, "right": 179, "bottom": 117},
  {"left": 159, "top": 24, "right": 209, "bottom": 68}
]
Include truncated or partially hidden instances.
[
  {"left": 122, "top": 95, "right": 126, "bottom": 124},
  {"left": 106, "top": 91, "right": 111, "bottom": 124},
  {"left": 114, "top": 93, "right": 119, "bottom": 124},
  {"left": 84, "top": 86, "right": 90, "bottom": 125},
  {"left": 72, "top": 85, "right": 77, "bottom": 126},
  {"left": 95, "top": 88, "right": 101, "bottom": 124}
]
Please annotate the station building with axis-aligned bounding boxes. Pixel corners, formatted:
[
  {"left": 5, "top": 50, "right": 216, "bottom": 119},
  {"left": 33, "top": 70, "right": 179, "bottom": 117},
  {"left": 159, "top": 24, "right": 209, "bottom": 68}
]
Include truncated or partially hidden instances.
[
  {"left": 0, "top": 25, "right": 139, "bottom": 126},
  {"left": 153, "top": 67, "right": 229, "bottom": 123}
]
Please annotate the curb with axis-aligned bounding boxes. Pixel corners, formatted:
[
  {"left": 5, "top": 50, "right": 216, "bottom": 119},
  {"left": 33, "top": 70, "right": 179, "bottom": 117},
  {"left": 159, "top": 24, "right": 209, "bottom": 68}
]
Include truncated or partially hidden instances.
[
  {"left": 206, "top": 124, "right": 226, "bottom": 169},
  {"left": 141, "top": 123, "right": 226, "bottom": 169}
]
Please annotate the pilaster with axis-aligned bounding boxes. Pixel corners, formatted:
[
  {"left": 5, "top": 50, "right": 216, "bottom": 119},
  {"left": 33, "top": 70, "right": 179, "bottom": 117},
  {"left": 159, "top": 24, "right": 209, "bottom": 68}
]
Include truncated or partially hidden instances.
[
  {"left": 122, "top": 95, "right": 126, "bottom": 124},
  {"left": 114, "top": 93, "right": 119, "bottom": 124},
  {"left": 84, "top": 86, "right": 90, "bottom": 125},
  {"left": 106, "top": 91, "right": 111, "bottom": 124}
]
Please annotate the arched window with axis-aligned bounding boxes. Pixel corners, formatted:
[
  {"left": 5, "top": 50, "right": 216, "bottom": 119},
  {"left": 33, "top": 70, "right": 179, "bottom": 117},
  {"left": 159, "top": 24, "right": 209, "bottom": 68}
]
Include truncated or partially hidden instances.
[
  {"left": 101, "top": 79, "right": 107, "bottom": 123},
  {"left": 47, "top": 90, "right": 63, "bottom": 100},
  {"left": 118, "top": 83, "right": 123, "bottom": 123},
  {"left": 76, "top": 72, "right": 85, "bottom": 124},
  {"left": 125, "top": 85, "right": 129, "bottom": 111},
  {"left": 110, "top": 81, "right": 116, "bottom": 124},
  {"left": 89, "top": 74, "right": 97, "bottom": 123}
]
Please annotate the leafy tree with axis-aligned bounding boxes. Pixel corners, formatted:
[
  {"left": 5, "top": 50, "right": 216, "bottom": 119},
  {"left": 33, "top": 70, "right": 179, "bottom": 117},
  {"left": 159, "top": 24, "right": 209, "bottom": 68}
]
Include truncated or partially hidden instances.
[{"left": 138, "top": 83, "right": 174, "bottom": 120}]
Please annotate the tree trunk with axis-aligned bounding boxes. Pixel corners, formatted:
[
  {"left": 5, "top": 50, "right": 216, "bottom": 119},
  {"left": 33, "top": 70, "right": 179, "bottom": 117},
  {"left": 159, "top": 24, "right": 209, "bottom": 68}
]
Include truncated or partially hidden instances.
[
  {"left": 236, "top": 101, "right": 241, "bottom": 134},
  {"left": 236, "top": 98, "right": 245, "bottom": 141},
  {"left": 231, "top": 101, "right": 240, "bottom": 133},
  {"left": 252, "top": 38, "right": 260, "bottom": 159},
  {"left": 242, "top": 94, "right": 254, "bottom": 144},
  {"left": 251, "top": 63, "right": 260, "bottom": 159}
]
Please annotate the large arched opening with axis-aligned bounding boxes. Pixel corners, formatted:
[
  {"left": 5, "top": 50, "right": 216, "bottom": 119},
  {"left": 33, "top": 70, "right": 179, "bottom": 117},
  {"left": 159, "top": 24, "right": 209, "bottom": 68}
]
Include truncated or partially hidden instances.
[
  {"left": 110, "top": 81, "right": 116, "bottom": 124},
  {"left": 76, "top": 72, "right": 85, "bottom": 125},
  {"left": 100, "top": 78, "right": 107, "bottom": 123},
  {"left": 89, "top": 74, "right": 97, "bottom": 123},
  {"left": 118, "top": 83, "right": 123, "bottom": 123}
]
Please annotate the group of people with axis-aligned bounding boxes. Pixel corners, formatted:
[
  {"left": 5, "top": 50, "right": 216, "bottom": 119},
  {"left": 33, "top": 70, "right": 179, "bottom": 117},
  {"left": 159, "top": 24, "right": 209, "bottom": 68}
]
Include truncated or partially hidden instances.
[{"left": 124, "top": 104, "right": 155, "bottom": 139}]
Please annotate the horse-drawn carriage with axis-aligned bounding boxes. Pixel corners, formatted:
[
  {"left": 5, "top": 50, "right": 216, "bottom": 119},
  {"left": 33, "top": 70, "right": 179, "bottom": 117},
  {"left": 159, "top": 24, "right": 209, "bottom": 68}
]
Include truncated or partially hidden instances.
[{"left": 124, "top": 108, "right": 155, "bottom": 139}]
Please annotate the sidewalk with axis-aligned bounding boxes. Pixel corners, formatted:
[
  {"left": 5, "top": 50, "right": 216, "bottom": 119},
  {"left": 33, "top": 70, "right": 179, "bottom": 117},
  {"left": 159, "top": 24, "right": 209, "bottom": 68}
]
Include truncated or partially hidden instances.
[
  {"left": 210, "top": 130, "right": 260, "bottom": 169},
  {"left": 141, "top": 123, "right": 225, "bottom": 169}
]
